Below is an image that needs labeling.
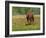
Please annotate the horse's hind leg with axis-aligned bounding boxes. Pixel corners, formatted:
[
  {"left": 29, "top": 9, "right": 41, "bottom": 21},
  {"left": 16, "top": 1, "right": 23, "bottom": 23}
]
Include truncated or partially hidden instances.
[
  {"left": 29, "top": 18, "right": 32, "bottom": 25},
  {"left": 31, "top": 16, "right": 34, "bottom": 25}
]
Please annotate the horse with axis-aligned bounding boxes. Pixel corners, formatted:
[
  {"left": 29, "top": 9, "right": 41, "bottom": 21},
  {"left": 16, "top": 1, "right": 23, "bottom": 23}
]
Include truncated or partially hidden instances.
[{"left": 26, "top": 11, "right": 34, "bottom": 25}]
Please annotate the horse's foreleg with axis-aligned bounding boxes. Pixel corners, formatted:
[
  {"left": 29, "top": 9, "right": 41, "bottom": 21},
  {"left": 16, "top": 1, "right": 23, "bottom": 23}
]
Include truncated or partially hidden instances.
[{"left": 27, "top": 19, "right": 29, "bottom": 24}]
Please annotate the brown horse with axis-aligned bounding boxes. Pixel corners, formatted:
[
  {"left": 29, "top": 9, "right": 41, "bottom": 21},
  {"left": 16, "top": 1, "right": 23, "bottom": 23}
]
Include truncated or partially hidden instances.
[{"left": 26, "top": 11, "right": 34, "bottom": 25}]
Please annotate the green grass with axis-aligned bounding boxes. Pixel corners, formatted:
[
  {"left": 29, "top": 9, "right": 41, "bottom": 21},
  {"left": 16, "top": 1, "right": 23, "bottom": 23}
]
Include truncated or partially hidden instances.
[{"left": 12, "top": 15, "right": 40, "bottom": 31}]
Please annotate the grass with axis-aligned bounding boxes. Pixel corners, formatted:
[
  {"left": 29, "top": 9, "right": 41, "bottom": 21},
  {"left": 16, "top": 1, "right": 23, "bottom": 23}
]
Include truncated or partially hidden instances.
[{"left": 12, "top": 15, "right": 40, "bottom": 31}]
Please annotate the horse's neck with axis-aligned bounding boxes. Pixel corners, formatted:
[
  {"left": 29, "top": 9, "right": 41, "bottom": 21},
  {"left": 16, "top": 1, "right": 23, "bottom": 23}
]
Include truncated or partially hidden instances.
[{"left": 26, "top": 13, "right": 32, "bottom": 16}]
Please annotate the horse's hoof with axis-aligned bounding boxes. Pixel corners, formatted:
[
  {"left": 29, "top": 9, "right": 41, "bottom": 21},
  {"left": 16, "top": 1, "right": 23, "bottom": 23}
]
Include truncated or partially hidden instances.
[{"left": 25, "top": 24, "right": 28, "bottom": 25}]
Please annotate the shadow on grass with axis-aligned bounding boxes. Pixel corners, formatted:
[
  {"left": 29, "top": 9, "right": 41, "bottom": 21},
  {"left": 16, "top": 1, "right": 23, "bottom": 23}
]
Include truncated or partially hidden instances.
[{"left": 25, "top": 23, "right": 31, "bottom": 26}]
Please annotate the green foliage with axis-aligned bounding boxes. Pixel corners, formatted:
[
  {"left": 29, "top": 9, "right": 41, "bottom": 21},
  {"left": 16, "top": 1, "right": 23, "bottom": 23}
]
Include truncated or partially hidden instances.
[{"left": 12, "top": 7, "right": 40, "bottom": 16}]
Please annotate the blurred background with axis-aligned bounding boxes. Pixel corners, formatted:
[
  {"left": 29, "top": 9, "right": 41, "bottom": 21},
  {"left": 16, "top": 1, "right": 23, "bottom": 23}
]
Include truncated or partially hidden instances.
[{"left": 12, "top": 7, "right": 40, "bottom": 15}]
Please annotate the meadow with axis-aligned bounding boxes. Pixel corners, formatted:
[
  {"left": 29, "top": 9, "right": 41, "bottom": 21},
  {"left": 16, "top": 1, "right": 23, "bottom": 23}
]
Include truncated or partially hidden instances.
[{"left": 12, "top": 15, "right": 40, "bottom": 31}]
